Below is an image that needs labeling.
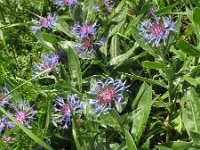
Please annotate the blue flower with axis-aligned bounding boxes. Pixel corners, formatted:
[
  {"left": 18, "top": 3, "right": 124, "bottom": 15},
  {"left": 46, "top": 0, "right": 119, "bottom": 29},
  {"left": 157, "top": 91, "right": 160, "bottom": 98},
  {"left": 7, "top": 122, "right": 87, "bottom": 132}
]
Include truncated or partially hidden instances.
[
  {"left": 55, "top": 0, "right": 78, "bottom": 8},
  {"left": 73, "top": 21, "right": 98, "bottom": 38},
  {"left": 88, "top": 77, "right": 126, "bottom": 114},
  {"left": 0, "top": 115, "right": 15, "bottom": 134},
  {"left": 52, "top": 94, "right": 84, "bottom": 129},
  {"left": 11, "top": 101, "right": 37, "bottom": 128},
  {"left": 33, "top": 53, "right": 59, "bottom": 76},
  {"left": 140, "top": 15, "right": 175, "bottom": 47},
  {"left": 75, "top": 36, "right": 104, "bottom": 56},
  {"left": 72, "top": 21, "right": 104, "bottom": 55},
  {"left": 0, "top": 88, "right": 10, "bottom": 106},
  {"left": 32, "top": 13, "right": 57, "bottom": 32}
]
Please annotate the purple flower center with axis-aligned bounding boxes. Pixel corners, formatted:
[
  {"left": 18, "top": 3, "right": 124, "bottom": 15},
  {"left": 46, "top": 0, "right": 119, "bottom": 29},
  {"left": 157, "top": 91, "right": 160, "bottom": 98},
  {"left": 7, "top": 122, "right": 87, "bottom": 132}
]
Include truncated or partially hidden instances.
[
  {"left": 98, "top": 86, "right": 116, "bottom": 103},
  {"left": 60, "top": 104, "right": 70, "bottom": 116},
  {"left": 82, "top": 37, "right": 93, "bottom": 48},
  {"left": 15, "top": 111, "right": 26, "bottom": 122},
  {"left": 150, "top": 24, "right": 164, "bottom": 36},
  {"left": 39, "top": 17, "right": 52, "bottom": 27},
  {"left": 63, "top": 0, "right": 70, "bottom": 3}
]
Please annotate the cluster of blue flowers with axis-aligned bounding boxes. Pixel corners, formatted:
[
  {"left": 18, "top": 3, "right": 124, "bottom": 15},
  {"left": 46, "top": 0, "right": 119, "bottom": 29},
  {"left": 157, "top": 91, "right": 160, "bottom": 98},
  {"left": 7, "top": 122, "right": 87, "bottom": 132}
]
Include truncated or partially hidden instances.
[
  {"left": 0, "top": 3, "right": 177, "bottom": 136},
  {"left": 31, "top": 0, "right": 117, "bottom": 56},
  {"left": 50, "top": 77, "right": 126, "bottom": 129},
  {"left": 29, "top": 2, "right": 176, "bottom": 130},
  {"left": 0, "top": 88, "right": 36, "bottom": 141}
]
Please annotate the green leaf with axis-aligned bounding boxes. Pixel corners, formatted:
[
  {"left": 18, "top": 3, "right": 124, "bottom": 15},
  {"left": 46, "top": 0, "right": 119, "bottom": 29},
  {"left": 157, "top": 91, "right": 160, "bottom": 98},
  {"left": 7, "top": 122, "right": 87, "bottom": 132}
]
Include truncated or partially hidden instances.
[
  {"left": 99, "top": 39, "right": 108, "bottom": 60},
  {"left": 100, "top": 110, "right": 123, "bottom": 133},
  {"left": 34, "top": 31, "right": 55, "bottom": 51},
  {"left": 125, "top": 15, "right": 141, "bottom": 37},
  {"left": 132, "top": 26, "right": 159, "bottom": 58},
  {"left": 110, "top": 43, "right": 138, "bottom": 66},
  {"left": 193, "top": 7, "right": 200, "bottom": 25},
  {"left": 108, "top": 6, "right": 128, "bottom": 37},
  {"left": 182, "top": 88, "right": 200, "bottom": 139},
  {"left": 71, "top": 104, "right": 83, "bottom": 150},
  {"left": 121, "top": 72, "right": 167, "bottom": 89},
  {"left": 67, "top": 48, "right": 82, "bottom": 91},
  {"left": 54, "top": 21, "right": 75, "bottom": 38},
  {"left": 124, "top": 129, "right": 137, "bottom": 150},
  {"left": 131, "top": 83, "right": 152, "bottom": 144},
  {"left": 85, "top": 0, "right": 95, "bottom": 23},
  {"left": 154, "top": 3, "right": 178, "bottom": 15},
  {"left": 176, "top": 40, "right": 200, "bottom": 57},
  {"left": 143, "top": 61, "right": 165, "bottom": 70},
  {"left": 0, "top": 106, "right": 53, "bottom": 150},
  {"left": 183, "top": 76, "right": 200, "bottom": 87},
  {"left": 190, "top": 131, "right": 200, "bottom": 147},
  {"left": 156, "top": 141, "right": 193, "bottom": 150},
  {"left": 59, "top": 40, "right": 77, "bottom": 49},
  {"left": 108, "top": 21, "right": 126, "bottom": 38},
  {"left": 110, "top": 34, "right": 120, "bottom": 59},
  {"left": 72, "top": 5, "right": 83, "bottom": 22}
]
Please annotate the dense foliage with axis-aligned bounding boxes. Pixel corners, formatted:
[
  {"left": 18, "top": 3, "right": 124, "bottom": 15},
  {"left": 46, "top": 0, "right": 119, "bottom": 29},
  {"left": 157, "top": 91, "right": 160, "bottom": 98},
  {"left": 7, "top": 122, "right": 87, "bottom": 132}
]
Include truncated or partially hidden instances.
[{"left": 1, "top": 0, "right": 200, "bottom": 149}]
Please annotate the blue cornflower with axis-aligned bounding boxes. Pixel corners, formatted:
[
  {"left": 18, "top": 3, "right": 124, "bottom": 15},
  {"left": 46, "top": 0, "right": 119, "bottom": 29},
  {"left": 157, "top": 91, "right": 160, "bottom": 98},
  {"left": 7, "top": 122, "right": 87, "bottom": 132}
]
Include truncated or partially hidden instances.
[
  {"left": 52, "top": 94, "right": 84, "bottom": 129},
  {"left": 0, "top": 88, "right": 10, "bottom": 106},
  {"left": 103, "top": 0, "right": 115, "bottom": 12},
  {"left": 0, "top": 115, "right": 15, "bottom": 134},
  {"left": 88, "top": 77, "right": 126, "bottom": 114},
  {"left": 73, "top": 21, "right": 104, "bottom": 55},
  {"left": 140, "top": 15, "right": 175, "bottom": 47},
  {"left": 11, "top": 101, "right": 37, "bottom": 128},
  {"left": 33, "top": 53, "right": 59, "bottom": 76},
  {"left": 55, "top": 0, "right": 78, "bottom": 8},
  {"left": 73, "top": 22, "right": 98, "bottom": 38},
  {"left": 32, "top": 13, "right": 57, "bottom": 32},
  {"left": 75, "top": 37, "right": 104, "bottom": 55}
]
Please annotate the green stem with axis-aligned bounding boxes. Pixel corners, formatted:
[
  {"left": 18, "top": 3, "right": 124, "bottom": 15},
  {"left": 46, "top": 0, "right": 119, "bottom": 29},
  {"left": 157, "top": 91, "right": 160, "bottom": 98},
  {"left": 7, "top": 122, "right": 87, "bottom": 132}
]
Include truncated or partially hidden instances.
[
  {"left": 160, "top": 48, "right": 174, "bottom": 142},
  {"left": 2, "top": 68, "right": 51, "bottom": 99}
]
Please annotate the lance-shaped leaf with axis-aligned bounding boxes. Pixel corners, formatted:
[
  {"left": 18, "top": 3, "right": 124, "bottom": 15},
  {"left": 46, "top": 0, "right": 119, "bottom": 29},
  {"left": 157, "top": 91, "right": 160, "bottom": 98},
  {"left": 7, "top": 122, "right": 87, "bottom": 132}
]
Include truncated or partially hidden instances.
[
  {"left": 176, "top": 40, "right": 200, "bottom": 57},
  {"left": 125, "top": 129, "right": 137, "bottom": 150},
  {"left": 67, "top": 47, "right": 82, "bottom": 91},
  {"left": 182, "top": 88, "right": 200, "bottom": 140},
  {"left": 131, "top": 83, "right": 152, "bottom": 144}
]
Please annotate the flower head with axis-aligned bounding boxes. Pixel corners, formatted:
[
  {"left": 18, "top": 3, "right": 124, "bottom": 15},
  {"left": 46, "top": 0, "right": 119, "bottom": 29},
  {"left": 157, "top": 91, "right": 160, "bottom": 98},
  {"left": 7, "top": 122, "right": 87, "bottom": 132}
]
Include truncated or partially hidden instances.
[
  {"left": 33, "top": 53, "right": 59, "bottom": 76},
  {"left": 0, "top": 88, "right": 10, "bottom": 106},
  {"left": 103, "top": 0, "right": 115, "bottom": 12},
  {"left": 73, "top": 22, "right": 98, "bottom": 38},
  {"left": 72, "top": 21, "right": 104, "bottom": 56},
  {"left": 52, "top": 94, "right": 84, "bottom": 129},
  {"left": 32, "top": 13, "right": 57, "bottom": 32},
  {"left": 140, "top": 15, "right": 175, "bottom": 47},
  {"left": 88, "top": 77, "right": 126, "bottom": 114},
  {"left": 0, "top": 115, "right": 15, "bottom": 134},
  {"left": 55, "top": 0, "right": 78, "bottom": 8},
  {"left": 11, "top": 101, "right": 36, "bottom": 128},
  {"left": 75, "top": 37, "right": 104, "bottom": 55}
]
